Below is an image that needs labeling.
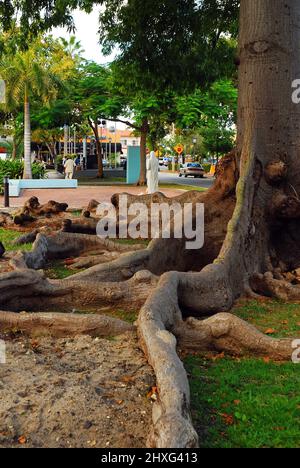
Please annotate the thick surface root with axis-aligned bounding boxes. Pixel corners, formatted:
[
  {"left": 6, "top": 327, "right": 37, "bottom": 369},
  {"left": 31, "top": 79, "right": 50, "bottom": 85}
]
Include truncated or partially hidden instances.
[
  {"left": 251, "top": 271, "right": 300, "bottom": 301},
  {"left": 0, "top": 311, "right": 133, "bottom": 338},
  {"left": 0, "top": 268, "right": 158, "bottom": 312},
  {"left": 175, "top": 313, "right": 294, "bottom": 360}
]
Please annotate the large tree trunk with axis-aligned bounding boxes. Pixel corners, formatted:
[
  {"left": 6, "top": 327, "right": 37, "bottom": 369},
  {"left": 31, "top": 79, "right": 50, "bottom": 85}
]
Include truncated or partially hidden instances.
[
  {"left": 23, "top": 87, "right": 32, "bottom": 179},
  {"left": 89, "top": 119, "right": 103, "bottom": 179},
  {"left": 138, "top": 118, "right": 149, "bottom": 186}
]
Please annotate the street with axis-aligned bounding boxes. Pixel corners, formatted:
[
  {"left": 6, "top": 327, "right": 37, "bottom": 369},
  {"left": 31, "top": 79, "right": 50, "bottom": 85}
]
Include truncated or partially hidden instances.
[{"left": 159, "top": 168, "right": 214, "bottom": 189}]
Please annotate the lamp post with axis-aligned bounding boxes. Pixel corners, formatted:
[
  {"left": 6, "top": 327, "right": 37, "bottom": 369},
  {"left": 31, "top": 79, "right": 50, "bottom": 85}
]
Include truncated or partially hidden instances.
[
  {"left": 4, "top": 176, "right": 9, "bottom": 208},
  {"left": 192, "top": 138, "right": 197, "bottom": 161},
  {"left": 109, "top": 138, "right": 112, "bottom": 168},
  {"left": 115, "top": 121, "right": 117, "bottom": 169},
  {"left": 64, "top": 124, "right": 68, "bottom": 156}
]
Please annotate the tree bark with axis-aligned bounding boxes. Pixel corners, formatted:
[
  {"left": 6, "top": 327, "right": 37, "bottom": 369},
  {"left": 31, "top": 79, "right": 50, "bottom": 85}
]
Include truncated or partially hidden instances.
[
  {"left": 12, "top": 137, "right": 17, "bottom": 160},
  {"left": 0, "top": 311, "right": 133, "bottom": 338},
  {"left": 138, "top": 118, "right": 149, "bottom": 186},
  {"left": 23, "top": 86, "right": 32, "bottom": 179},
  {"left": 88, "top": 118, "right": 103, "bottom": 178}
]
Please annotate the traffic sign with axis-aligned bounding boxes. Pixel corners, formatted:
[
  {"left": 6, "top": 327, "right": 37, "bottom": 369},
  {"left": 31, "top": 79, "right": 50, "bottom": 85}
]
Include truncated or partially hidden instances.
[{"left": 174, "top": 144, "right": 184, "bottom": 155}]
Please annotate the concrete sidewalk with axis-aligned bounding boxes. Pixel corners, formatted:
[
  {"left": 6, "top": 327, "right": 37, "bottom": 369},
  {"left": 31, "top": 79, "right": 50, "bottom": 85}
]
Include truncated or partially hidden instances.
[{"left": 0, "top": 186, "right": 185, "bottom": 210}]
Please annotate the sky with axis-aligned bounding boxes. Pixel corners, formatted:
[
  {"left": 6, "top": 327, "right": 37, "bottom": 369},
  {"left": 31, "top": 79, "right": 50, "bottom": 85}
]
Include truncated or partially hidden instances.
[
  {"left": 52, "top": 7, "right": 128, "bottom": 129},
  {"left": 52, "top": 7, "right": 116, "bottom": 64}
]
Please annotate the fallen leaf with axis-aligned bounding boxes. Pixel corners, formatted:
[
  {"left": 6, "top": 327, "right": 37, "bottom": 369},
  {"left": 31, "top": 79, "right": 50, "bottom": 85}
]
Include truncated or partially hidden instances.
[
  {"left": 30, "top": 340, "right": 40, "bottom": 351},
  {"left": 147, "top": 386, "right": 159, "bottom": 400},
  {"left": 121, "top": 375, "right": 135, "bottom": 384},
  {"left": 64, "top": 258, "right": 75, "bottom": 266},
  {"left": 264, "top": 328, "right": 276, "bottom": 335},
  {"left": 18, "top": 436, "right": 27, "bottom": 445},
  {"left": 209, "top": 352, "right": 225, "bottom": 361},
  {"left": 263, "top": 357, "right": 271, "bottom": 364},
  {"left": 219, "top": 413, "right": 234, "bottom": 426}
]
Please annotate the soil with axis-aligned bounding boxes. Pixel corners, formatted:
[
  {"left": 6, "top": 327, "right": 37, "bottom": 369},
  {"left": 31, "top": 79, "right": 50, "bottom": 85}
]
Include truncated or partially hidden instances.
[
  {"left": 0, "top": 255, "right": 14, "bottom": 274},
  {"left": 0, "top": 331, "right": 155, "bottom": 448}
]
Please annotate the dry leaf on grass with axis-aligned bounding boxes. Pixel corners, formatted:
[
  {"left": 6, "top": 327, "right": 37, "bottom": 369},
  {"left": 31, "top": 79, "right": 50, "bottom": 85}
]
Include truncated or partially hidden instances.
[
  {"left": 264, "top": 328, "right": 276, "bottom": 335},
  {"left": 18, "top": 435, "right": 27, "bottom": 445}
]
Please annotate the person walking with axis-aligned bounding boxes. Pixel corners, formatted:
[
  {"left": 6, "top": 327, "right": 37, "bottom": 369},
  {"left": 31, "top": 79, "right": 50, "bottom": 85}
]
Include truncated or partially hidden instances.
[{"left": 64, "top": 156, "right": 76, "bottom": 180}]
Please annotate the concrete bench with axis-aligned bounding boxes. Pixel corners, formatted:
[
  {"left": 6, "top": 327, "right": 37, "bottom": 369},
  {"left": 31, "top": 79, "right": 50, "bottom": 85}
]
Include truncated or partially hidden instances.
[{"left": 9, "top": 179, "right": 78, "bottom": 197}]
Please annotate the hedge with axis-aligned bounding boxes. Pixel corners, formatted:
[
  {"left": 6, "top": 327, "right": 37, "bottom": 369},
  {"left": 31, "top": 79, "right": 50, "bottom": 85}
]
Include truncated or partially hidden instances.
[{"left": 0, "top": 160, "right": 46, "bottom": 194}]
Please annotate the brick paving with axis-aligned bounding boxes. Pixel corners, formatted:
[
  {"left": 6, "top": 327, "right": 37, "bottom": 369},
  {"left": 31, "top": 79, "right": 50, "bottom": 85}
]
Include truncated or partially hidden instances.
[{"left": 0, "top": 186, "right": 184, "bottom": 210}]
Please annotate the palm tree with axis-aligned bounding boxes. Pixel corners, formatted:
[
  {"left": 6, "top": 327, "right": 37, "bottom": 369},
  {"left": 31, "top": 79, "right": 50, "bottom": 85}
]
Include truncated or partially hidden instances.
[
  {"left": 59, "top": 36, "right": 84, "bottom": 62},
  {"left": 0, "top": 45, "right": 60, "bottom": 178}
]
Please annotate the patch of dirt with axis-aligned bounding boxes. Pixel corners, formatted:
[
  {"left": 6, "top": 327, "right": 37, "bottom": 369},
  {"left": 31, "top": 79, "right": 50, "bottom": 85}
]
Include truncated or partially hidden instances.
[
  {"left": 0, "top": 256, "right": 14, "bottom": 274},
  {"left": 0, "top": 331, "right": 155, "bottom": 448}
]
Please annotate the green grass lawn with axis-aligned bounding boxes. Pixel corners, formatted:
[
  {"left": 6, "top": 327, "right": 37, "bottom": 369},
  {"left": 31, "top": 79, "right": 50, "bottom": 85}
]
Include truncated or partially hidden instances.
[
  {"left": 44, "top": 260, "right": 84, "bottom": 280},
  {"left": 0, "top": 228, "right": 32, "bottom": 252},
  {"left": 159, "top": 184, "right": 207, "bottom": 192},
  {"left": 231, "top": 299, "right": 300, "bottom": 338},
  {"left": 186, "top": 299, "right": 300, "bottom": 448},
  {"left": 78, "top": 177, "right": 126, "bottom": 186}
]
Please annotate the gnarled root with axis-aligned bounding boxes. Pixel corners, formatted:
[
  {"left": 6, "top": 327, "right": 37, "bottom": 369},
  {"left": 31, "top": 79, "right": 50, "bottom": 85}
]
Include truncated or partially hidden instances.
[
  {"left": 175, "top": 313, "right": 294, "bottom": 361},
  {"left": 13, "top": 197, "right": 68, "bottom": 225},
  {"left": 0, "top": 311, "right": 133, "bottom": 338},
  {"left": 251, "top": 271, "right": 300, "bottom": 301},
  {"left": 138, "top": 272, "right": 199, "bottom": 449},
  {"left": 0, "top": 268, "right": 158, "bottom": 311},
  {"left": 11, "top": 232, "right": 146, "bottom": 271}
]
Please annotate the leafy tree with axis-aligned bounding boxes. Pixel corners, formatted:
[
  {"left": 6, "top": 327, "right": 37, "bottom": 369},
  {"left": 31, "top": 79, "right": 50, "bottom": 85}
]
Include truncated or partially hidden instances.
[
  {"left": 0, "top": 39, "right": 63, "bottom": 177},
  {"left": 176, "top": 79, "right": 237, "bottom": 160}
]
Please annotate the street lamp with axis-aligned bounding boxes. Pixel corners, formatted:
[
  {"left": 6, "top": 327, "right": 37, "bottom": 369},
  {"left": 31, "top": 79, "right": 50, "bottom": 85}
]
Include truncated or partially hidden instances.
[
  {"left": 98, "top": 119, "right": 107, "bottom": 161},
  {"left": 192, "top": 138, "right": 197, "bottom": 160}
]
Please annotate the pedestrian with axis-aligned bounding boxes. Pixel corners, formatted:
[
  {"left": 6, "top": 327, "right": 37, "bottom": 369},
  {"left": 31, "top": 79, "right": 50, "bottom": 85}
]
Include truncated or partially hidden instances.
[{"left": 64, "top": 156, "right": 76, "bottom": 180}]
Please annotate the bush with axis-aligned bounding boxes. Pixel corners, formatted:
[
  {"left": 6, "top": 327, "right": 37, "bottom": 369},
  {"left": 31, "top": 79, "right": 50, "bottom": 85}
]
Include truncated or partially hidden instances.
[
  {"left": 203, "top": 163, "right": 212, "bottom": 173},
  {"left": 0, "top": 159, "right": 46, "bottom": 194}
]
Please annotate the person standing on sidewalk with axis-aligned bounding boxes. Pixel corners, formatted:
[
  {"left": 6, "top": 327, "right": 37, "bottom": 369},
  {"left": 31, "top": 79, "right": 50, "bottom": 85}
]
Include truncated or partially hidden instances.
[{"left": 64, "top": 156, "right": 76, "bottom": 179}]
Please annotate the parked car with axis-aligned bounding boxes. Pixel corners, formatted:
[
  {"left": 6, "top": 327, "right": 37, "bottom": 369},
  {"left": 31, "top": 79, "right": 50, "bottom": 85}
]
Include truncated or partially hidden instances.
[
  {"left": 179, "top": 163, "right": 205, "bottom": 178},
  {"left": 159, "top": 157, "right": 165, "bottom": 166}
]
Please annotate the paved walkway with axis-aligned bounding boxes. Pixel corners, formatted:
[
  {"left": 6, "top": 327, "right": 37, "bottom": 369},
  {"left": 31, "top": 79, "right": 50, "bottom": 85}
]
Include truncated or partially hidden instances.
[{"left": 0, "top": 186, "right": 185, "bottom": 210}]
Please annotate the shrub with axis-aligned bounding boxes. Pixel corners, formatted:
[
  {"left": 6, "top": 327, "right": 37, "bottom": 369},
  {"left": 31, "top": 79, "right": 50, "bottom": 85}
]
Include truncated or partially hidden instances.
[
  {"left": 203, "top": 163, "right": 212, "bottom": 173},
  {"left": 0, "top": 159, "right": 46, "bottom": 194}
]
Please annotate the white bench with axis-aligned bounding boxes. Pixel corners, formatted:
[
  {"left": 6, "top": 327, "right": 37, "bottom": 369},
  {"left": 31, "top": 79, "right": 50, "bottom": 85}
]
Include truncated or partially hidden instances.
[{"left": 9, "top": 179, "right": 78, "bottom": 197}]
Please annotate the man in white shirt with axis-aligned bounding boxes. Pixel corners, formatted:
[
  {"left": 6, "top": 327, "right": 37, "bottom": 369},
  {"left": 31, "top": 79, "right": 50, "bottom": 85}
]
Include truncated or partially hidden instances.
[{"left": 64, "top": 157, "right": 76, "bottom": 179}]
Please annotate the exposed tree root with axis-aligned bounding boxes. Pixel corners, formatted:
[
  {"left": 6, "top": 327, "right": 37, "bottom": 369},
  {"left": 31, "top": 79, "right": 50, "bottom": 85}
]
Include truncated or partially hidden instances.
[
  {"left": 175, "top": 313, "right": 294, "bottom": 360},
  {"left": 10, "top": 232, "right": 146, "bottom": 271},
  {"left": 251, "top": 271, "right": 300, "bottom": 301},
  {"left": 0, "top": 311, "right": 133, "bottom": 338},
  {"left": 0, "top": 268, "right": 158, "bottom": 312},
  {"left": 137, "top": 267, "right": 296, "bottom": 448},
  {"left": 13, "top": 197, "right": 68, "bottom": 226},
  {"left": 1, "top": 146, "right": 296, "bottom": 448}
]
